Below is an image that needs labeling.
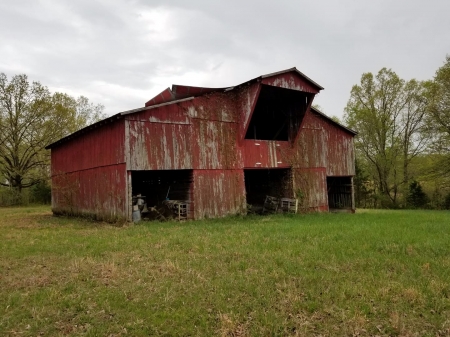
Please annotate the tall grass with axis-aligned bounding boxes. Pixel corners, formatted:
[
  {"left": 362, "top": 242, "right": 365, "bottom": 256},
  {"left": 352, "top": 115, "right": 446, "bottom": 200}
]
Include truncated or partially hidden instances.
[{"left": 1, "top": 207, "right": 449, "bottom": 336}]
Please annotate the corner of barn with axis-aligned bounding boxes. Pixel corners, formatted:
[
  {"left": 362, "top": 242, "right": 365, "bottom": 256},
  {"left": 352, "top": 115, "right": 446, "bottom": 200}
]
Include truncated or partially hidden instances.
[{"left": 46, "top": 67, "right": 357, "bottom": 222}]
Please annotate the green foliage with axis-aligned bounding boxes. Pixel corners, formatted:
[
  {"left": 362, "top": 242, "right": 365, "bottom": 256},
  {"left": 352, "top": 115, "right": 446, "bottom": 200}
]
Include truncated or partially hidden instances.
[
  {"left": 0, "top": 186, "right": 23, "bottom": 206},
  {"left": 1, "top": 207, "right": 450, "bottom": 335},
  {"left": 443, "top": 192, "right": 450, "bottom": 210},
  {"left": 30, "top": 181, "right": 51, "bottom": 204},
  {"left": 344, "top": 63, "right": 439, "bottom": 208},
  {"left": 0, "top": 73, "right": 105, "bottom": 203},
  {"left": 426, "top": 56, "right": 450, "bottom": 177},
  {"left": 406, "top": 180, "right": 429, "bottom": 209},
  {"left": 353, "top": 159, "right": 374, "bottom": 208},
  {"left": 295, "top": 188, "right": 305, "bottom": 204}
]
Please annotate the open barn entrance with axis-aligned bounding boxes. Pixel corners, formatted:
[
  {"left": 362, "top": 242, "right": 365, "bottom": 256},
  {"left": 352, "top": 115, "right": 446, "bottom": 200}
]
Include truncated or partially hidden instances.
[
  {"left": 245, "top": 85, "right": 312, "bottom": 141},
  {"left": 131, "top": 170, "right": 193, "bottom": 220},
  {"left": 327, "top": 176, "right": 353, "bottom": 211},
  {"left": 244, "top": 168, "right": 293, "bottom": 214}
]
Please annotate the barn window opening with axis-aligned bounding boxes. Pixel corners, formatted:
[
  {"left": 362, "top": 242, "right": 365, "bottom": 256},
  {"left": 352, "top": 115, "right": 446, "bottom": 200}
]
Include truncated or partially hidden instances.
[
  {"left": 327, "top": 176, "right": 353, "bottom": 211},
  {"left": 244, "top": 168, "right": 293, "bottom": 214},
  {"left": 131, "top": 170, "right": 193, "bottom": 220},
  {"left": 245, "top": 85, "right": 311, "bottom": 141}
]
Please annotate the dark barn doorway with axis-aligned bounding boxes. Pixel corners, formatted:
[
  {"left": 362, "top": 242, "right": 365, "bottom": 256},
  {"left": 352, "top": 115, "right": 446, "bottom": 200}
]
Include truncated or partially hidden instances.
[
  {"left": 131, "top": 170, "right": 193, "bottom": 220},
  {"left": 244, "top": 168, "right": 292, "bottom": 213},
  {"left": 327, "top": 176, "right": 353, "bottom": 211},
  {"left": 245, "top": 85, "right": 311, "bottom": 141}
]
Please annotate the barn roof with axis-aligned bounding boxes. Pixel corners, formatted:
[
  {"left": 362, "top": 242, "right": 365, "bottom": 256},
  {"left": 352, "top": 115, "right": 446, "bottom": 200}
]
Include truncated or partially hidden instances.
[
  {"left": 145, "top": 67, "right": 324, "bottom": 107},
  {"left": 46, "top": 67, "right": 353, "bottom": 150}
]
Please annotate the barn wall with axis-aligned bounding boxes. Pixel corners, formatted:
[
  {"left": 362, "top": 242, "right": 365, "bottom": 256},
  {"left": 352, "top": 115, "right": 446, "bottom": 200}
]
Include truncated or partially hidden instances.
[
  {"left": 186, "top": 92, "right": 238, "bottom": 122},
  {"left": 127, "top": 121, "right": 193, "bottom": 170},
  {"left": 294, "top": 128, "right": 327, "bottom": 169},
  {"left": 294, "top": 110, "right": 355, "bottom": 176},
  {"left": 126, "top": 95, "right": 243, "bottom": 172},
  {"left": 52, "top": 164, "right": 127, "bottom": 221},
  {"left": 192, "top": 119, "right": 241, "bottom": 170},
  {"left": 192, "top": 169, "right": 246, "bottom": 219},
  {"left": 293, "top": 168, "right": 328, "bottom": 211},
  {"left": 51, "top": 120, "right": 125, "bottom": 174},
  {"left": 319, "top": 117, "right": 355, "bottom": 176},
  {"left": 50, "top": 120, "right": 127, "bottom": 221},
  {"left": 242, "top": 140, "right": 290, "bottom": 168}
]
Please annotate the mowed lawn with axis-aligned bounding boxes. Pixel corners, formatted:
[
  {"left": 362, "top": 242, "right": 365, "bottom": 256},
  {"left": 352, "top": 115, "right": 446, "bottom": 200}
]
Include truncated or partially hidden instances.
[{"left": 1, "top": 207, "right": 449, "bottom": 336}]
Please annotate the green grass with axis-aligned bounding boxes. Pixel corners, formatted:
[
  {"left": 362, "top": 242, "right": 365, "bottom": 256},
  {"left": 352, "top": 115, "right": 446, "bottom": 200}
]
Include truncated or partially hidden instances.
[{"left": 1, "top": 206, "right": 450, "bottom": 336}]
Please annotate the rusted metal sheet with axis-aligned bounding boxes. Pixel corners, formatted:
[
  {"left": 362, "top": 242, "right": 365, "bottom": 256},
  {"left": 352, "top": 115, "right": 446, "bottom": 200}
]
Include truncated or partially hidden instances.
[
  {"left": 50, "top": 120, "right": 127, "bottom": 221},
  {"left": 237, "top": 83, "right": 260, "bottom": 142},
  {"left": 127, "top": 120, "right": 193, "bottom": 170},
  {"left": 192, "top": 169, "right": 246, "bottom": 219},
  {"left": 52, "top": 164, "right": 127, "bottom": 221},
  {"left": 130, "top": 100, "right": 191, "bottom": 124},
  {"left": 187, "top": 93, "right": 237, "bottom": 122},
  {"left": 293, "top": 168, "right": 328, "bottom": 211},
  {"left": 294, "top": 115, "right": 327, "bottom": 169},
  {"left": 303, "top": 112, "right": 355, "bottom": 176},
  {"left": 262, "top": 73, "right": 321, "bottom": 94},
  {"left": 145, "top": 85, "right": 227, "bottom": 107},
  {"left": 292, "top": 109, "right": 355, "bottom": 176},
  {"left": 242, "top": 140, "right": 290, "bottom": 168},
  {"left": 51, "top": 120, "right": 125, "bottom": 174},
  {"left": 192, "top": 119, "right": 242, "bottom": 170},
  {"left": 320, "top": 117, "right": 355, "bottom": 176},
  {"left": 145, "top": 87, "right": 175, "bottom": 106}
]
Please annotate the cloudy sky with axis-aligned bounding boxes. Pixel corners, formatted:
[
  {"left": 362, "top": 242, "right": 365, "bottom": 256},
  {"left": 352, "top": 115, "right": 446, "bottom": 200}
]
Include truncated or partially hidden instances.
[{"left": 1, "top": 0, "right": 449, "bottom": 119}]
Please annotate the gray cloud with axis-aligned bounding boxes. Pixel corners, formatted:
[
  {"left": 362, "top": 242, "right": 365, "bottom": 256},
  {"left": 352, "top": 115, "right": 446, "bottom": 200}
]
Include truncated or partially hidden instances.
[{"left": 1, "top": 0, "right": 449, "bottom": 117}]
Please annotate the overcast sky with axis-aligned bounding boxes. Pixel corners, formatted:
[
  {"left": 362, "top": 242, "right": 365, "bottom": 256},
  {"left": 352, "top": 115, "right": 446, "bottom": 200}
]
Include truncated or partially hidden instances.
[{"left": 1, "top": 0, "right": 449, "bottom": 119}]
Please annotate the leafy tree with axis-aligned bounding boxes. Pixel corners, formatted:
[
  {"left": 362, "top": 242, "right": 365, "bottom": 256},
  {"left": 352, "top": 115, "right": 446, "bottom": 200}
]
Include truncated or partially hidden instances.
[
  {"left": 0, "top": 73, "right": 104, "bottom": 196},
  {"left": 443, "top": 192, "right": 450, "bottom": 210},
  {"left": 426, "top": 55, "right": 450, "bottom": 177},
  {"left": 345, "top": 69, "right": 428, "bottom": 207},
  {"left": 406, "top": 180, "right": 429, "bottom": 209},
  {"left": 353, "top": 159, "right": 373, "bottom": 208}
]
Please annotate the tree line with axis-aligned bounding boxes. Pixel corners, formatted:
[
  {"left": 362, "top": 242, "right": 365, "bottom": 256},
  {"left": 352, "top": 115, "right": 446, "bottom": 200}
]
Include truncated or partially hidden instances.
[
  {"left": 0, "top": 73, "right": 105, "bottom": 205},
  {"left": 345, "top": 55, "right": 450, "bottom": 209}
]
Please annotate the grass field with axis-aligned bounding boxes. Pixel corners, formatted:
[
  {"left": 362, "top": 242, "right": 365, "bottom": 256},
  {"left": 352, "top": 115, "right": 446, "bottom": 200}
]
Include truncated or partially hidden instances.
[{"left": 1, "top": 206, "right": 450, "bottom": 336}]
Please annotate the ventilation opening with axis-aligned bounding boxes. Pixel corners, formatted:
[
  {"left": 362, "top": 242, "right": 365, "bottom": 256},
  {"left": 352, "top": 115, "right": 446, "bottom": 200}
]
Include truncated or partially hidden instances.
[
  {"left": 131, "top": 170, "right": 193, "bottom": 220},
  {"left": 244, "top": 168, "right": 292, "bottom": 213},
  {"left": 327, "top": 176, "right": 353, "bottom": 210},
  {"left": 245, "top": 85, "right": 311, "bottom": 141}
]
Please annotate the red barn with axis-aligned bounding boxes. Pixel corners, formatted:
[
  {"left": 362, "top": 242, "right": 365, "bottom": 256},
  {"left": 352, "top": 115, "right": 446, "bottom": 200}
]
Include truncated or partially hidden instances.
[{"left": 46, "top": 68, "right": 356, "bottom": 221}]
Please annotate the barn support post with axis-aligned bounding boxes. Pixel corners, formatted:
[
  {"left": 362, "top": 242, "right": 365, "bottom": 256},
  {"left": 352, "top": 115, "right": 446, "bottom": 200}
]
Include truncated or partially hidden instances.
[{"left": 127, "top": 171, "right": 132, "bottom": 221}]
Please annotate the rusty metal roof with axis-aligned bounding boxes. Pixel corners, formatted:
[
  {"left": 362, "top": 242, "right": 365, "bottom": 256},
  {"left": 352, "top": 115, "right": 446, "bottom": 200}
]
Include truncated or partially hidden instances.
[
  {"left": 260, "top": 67, "right": 324, "bottom": 90},
  {"left": 145, "top": 67, "right": 323, "bottom": 107},
  {"left": 310, "top": 106, "right": 357, "bottom": 135}
]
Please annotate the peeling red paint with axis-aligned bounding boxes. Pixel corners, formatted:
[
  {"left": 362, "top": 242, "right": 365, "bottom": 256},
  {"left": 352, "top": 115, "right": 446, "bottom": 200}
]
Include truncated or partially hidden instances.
[
  {"left": 262, "top": 73, "right": 320, "bottom": 94},
  {"left": 193, "top": 170, "right": 246, "bottom": 219}
]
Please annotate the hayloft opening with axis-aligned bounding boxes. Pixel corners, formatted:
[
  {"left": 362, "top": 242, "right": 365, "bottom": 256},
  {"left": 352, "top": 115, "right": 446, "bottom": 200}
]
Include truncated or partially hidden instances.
[
  {"left": 327, "top": 176, "right": 353, "bottom": 210},
  {"left": 245, "top": 85, "right": 311, "bottom": 141},
  {"left": 244, "top": 168, "right": 292, "bottom": 213},
  {"left": 131, "top": 170, "right": 193, "bottom": 219}
]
